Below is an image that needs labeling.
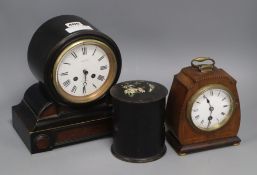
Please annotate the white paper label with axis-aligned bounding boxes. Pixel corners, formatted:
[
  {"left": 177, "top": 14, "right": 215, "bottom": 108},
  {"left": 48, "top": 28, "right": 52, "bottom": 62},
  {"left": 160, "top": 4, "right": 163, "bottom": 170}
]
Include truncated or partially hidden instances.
[{"left": 65, "top": 22, "right": 93, "bottom": 33}]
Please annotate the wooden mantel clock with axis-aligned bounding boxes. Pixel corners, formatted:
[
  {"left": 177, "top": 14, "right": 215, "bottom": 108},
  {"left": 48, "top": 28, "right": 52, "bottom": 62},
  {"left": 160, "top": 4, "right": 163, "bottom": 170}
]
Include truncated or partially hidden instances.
[
  {"left": 165, "top": 57, "right": 241, "bottom": 155},
  {"left": 12, "top": 15, "right": 122, "bottom": 153}
]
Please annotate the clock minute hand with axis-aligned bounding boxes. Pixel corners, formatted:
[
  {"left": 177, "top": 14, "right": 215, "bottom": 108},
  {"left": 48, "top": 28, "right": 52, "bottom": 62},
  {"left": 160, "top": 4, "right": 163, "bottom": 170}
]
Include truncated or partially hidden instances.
[
  {"left": 207, "top": 116, "right": 213, "bottom": 128},
  {"left": 204, "top": 94, "right": 214, "bottom": 129},
  {"left": 83, "top": 84, "right": 86, "bottom": 94},
  {"left": 83, "top": 69, "right": 88, "bottom": 94},
  {"left": 207, "top": 120, "right": 211, "bottom": 128}
]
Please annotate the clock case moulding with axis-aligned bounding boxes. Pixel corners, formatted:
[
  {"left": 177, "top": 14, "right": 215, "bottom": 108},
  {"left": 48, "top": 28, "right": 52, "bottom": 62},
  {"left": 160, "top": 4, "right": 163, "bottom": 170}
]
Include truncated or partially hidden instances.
[
  {"left": 12, "top": 83, "right": 113, "bottom": 153},
  {"left": 165, "top": 63, "right": 241, "bottom": 155},
  {"left": 12, "top": 15, "right": 122, "bottom": 154}
]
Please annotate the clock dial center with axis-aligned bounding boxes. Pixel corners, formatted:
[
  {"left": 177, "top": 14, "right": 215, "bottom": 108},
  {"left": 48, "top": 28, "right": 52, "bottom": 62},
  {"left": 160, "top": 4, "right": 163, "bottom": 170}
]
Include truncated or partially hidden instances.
[
  {"left": 209, "top": 106, "right": 214, "bottom": 112},
  {"left": 208, "top": 116, "right": 213, "bottom": 120}
]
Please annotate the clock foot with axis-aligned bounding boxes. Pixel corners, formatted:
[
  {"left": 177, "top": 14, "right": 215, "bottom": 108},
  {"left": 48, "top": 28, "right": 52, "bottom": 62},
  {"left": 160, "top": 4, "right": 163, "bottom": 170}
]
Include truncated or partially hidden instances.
[
  {"left": 233, "top": 142, "right": 240, "bottom": 146},
  {"left": 178, "top": 152, "right": 187, "bottom": 156},
  {"left": 166, "top": 131, "right": 241, "bottom": 155}
]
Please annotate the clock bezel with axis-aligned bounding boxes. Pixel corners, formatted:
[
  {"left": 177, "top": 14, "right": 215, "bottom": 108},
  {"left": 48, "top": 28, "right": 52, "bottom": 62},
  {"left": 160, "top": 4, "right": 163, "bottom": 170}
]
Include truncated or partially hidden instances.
[
  {"left": 52, "top": 39, "right": 117, "bottom": 104},
  {"left": 187, "top": 84, "right": 235, "bottom": 132}
]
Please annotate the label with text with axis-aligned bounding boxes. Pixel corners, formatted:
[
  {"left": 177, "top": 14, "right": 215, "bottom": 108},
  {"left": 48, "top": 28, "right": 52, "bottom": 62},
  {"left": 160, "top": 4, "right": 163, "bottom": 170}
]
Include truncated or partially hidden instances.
[{"left": 65, "top": 22, "right": 93, "bottom": 33}]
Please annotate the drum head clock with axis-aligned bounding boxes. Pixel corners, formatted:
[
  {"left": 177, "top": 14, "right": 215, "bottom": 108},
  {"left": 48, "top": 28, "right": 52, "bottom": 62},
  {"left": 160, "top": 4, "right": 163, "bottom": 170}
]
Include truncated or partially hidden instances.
[
  {"left": 165, "top": 57, "right": 241, "bottom": 155},
  {"left": 51, "top": 39, "right": 117, "bottom": 104},
  {"left": 12, "top": 15, "right": 122, "bottom": 153},
  {"left": 28, "top": 15, "right": 121, "bottom": 105}
]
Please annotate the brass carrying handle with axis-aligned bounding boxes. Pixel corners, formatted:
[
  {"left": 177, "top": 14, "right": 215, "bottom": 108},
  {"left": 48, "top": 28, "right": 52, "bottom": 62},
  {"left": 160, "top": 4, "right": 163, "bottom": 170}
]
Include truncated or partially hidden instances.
[{"left": 191, "top": 57, "right": 215, "bottom": 73}]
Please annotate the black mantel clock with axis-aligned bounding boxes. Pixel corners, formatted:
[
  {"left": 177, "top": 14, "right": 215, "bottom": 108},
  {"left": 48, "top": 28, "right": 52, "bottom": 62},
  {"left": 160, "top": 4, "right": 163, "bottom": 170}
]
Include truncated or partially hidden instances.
[{"left": 12, "top": 15, "right": 122, "bottom": 153}]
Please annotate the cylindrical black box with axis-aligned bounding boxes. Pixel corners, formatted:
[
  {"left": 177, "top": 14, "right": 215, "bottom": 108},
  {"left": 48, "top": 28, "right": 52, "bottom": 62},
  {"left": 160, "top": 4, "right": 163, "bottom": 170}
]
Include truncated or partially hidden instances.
[{"left": 110, "top": 80, "right": 168, "bottom": 163}]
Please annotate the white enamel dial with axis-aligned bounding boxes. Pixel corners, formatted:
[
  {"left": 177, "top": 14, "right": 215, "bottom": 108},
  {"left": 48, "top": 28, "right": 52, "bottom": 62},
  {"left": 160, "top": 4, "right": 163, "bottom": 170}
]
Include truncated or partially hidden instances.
[
  {"left": 53, "top": 40, "right": 117, "bottom": 103},
  {"left": 189, "top": 86, "right": 234, "bottom": 131}
]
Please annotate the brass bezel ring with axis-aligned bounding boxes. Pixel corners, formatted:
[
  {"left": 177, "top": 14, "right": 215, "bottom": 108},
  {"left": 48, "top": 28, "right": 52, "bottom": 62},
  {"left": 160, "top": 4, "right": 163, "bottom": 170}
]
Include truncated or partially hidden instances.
[
  {"left": 187, "top": 84, "right": 235, "bottom": 132},
  {"left": 52, "top": 39, "right": 117, "bottom": 104}
]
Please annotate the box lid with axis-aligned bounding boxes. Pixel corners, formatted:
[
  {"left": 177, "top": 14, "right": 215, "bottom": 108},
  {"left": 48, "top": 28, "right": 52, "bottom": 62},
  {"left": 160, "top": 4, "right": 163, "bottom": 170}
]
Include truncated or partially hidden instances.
[{"left": 110, "top": 80, "right": 168, "bottom": 103}]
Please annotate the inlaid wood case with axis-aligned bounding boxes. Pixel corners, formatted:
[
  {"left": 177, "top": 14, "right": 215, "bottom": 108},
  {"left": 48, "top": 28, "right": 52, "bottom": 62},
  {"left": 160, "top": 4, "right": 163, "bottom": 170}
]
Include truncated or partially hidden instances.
[{"left": 165, "top": 58, "right": 241, "bottom": 155}]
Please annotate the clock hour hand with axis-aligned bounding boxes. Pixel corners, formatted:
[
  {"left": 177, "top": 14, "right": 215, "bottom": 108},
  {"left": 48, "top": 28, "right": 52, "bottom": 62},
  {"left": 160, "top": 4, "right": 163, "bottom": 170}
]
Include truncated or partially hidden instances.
[
  {"left": 203, "top": 95, "right": 211, "bottom": 105},
  {"left": 204, "top": 95, "right": 215, "bottom": 112},
  {"left": 83, "top": 69, "right": 88, "bottom": 82}
]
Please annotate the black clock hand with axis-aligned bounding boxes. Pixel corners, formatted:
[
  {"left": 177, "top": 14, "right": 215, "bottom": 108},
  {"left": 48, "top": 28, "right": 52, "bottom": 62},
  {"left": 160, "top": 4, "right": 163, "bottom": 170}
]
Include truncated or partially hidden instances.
[
  {"left": 83, "top": 83, "right": 86, "bottom": 94},
  {"left": 207, "top": 120, "right": 211, "bottom": 128},
  {"left": 83, "top": 69, "right": 88, "bottom": 94},
  {"left": 204, "top": 95, "right": 215, "bottom": 113},
  {"left": 83, "top": 69, "right": 88, "bottom": 82},
  {"left": 204, "top": 94, "right": 214, "bottom": 128},
  {"left": 204, "top": 95, "right": 211, "bottom": 106},
  {"left": 207, "top": 116, "right": 213, "bottom": 128}
]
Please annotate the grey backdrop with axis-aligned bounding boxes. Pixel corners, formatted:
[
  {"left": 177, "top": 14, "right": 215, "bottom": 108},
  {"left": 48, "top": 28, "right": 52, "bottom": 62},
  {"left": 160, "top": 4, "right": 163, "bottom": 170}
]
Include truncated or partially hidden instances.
[{"left": 0, "top": 0, "right": 257, "bottom": 174}]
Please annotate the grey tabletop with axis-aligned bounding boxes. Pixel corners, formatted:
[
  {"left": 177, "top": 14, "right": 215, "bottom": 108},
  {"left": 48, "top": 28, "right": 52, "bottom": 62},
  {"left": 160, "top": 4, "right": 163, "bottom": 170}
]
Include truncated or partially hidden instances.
[{"left": 1, "top": 0, "right": 257, "bottom": 174}]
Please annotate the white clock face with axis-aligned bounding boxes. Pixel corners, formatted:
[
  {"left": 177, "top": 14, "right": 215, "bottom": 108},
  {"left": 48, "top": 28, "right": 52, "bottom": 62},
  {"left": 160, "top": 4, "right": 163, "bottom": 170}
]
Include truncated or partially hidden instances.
[
  {"left": 189, "top": 86, "right": 234, "bottom": 131},
  {"left": 53, "top": 40, "right": 117, "bottom": 103}
]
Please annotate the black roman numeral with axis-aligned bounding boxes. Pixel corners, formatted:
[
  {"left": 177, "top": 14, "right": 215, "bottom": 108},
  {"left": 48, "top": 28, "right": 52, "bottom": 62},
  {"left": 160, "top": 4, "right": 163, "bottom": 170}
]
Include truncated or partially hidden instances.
[
  {"left": 63, "top": 80, "right": 71, "bottom": 87},
  {"left": 61, "top": 72, "right": 68, "bottom": 76},
  {"left": 201, "top": 120, "right": 204, "bottom": 124},
  {"left": 222, "top": 97, "right": 226, "bottom": 101},
  {"left": 210, "top": 90, "right": 213, "bottom": 96},
  {"left": 195, "top": 115, "right": 200, "bottom": 119},
  {"left": 93, "top": 84, "right": 97, "bottom": 88},
  {"left": 223, "top": 105, "right": 228, "bottom": 108},
  {"left": 193, "top": 109, "right": 199, "bottom": 112},
  {"left": 63, "top": 62, "right": 71, "bottom": 65},
  {"left": 92, "top": 47, "right": 97, "bottom": 55},
  {"left": 71, "top": 86, "right": 77, "bottom": 93},
  {"left": 97, "top": 75, "right": 105, "bottom": 81},
  {"left": 98, "top": 56, "right": 104, "bottom": 61},
  {"left": 71, "top": 51, "right": 77, "bottom": 58},
  {"left": 82, "top": 46, "right": 87, "bottom": 55},
  {"left": 100, "top": 65, "right": 108, "bottom": 70},
  {"left": 221, "top": 112, "right": 225, "bottom": 115}
]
